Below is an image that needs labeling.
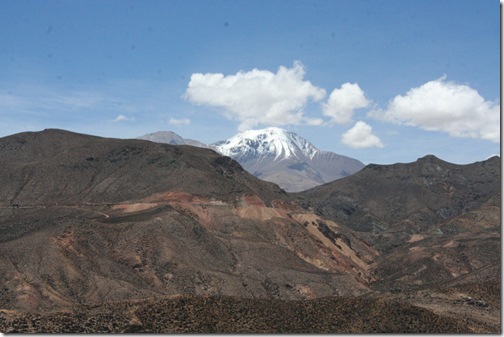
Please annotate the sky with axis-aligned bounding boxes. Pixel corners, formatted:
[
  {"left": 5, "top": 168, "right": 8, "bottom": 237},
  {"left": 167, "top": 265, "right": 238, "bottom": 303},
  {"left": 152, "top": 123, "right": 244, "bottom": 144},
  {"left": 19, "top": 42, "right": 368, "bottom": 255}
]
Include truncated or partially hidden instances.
[{"left": 0, "top": 0, "right": 500, "bottom": 165}]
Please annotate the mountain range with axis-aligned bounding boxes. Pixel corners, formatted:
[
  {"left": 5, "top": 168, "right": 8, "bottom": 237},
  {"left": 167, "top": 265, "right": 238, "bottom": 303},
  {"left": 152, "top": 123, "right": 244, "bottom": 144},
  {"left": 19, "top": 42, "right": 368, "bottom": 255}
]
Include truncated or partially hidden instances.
[
  {"left": 138, "top": 127, "right": 364, "bottom": 192},
  {"left": 0, "top": 129, "right": 500, "bottom": 333}
]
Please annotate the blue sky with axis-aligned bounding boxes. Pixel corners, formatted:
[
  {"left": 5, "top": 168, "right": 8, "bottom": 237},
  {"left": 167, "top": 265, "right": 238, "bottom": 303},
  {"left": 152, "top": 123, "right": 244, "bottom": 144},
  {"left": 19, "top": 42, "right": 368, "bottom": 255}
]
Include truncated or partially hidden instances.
[{"left": 0, "top": 0, "right": 500, "bottom": 164}]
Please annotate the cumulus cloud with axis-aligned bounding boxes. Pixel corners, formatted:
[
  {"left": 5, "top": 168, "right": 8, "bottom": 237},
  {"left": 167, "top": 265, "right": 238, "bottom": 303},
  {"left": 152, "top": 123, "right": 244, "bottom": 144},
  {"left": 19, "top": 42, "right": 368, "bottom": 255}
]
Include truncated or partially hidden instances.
[
  {"left": 168, "top": 117, "right": 191, "bottom": 125},
  {"left": 371, "top": 76, "right": 500, "bottom": 143},
  {"left": 322, "top": 83, "right": 370, "bottom": 124},
  {"left": 341, "top": 121, "right": 384, "bottom": 148},
  {"left": 113, "top": 114, "right": 134, "bottom": 122},
  {"left": 184, "top": 62, "right": 326, "bottom": 131}
]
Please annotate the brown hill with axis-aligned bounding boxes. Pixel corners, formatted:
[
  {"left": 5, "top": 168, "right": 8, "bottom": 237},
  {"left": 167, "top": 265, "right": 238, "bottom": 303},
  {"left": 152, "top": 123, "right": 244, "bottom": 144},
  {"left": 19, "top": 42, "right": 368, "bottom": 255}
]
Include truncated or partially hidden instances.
[
  {"left": 296, "top": 155, "right": 501, "bottom": 302},
  {"left": 0, "top": 129, "right": 286, "bottom": 205},
  {"left": 0, "top": 129, "right": 374, "bottom": 313},
  {"left": 371, "top": 194, "right": 500, "bottom": 289},
  {"left": 297, "top": 154, "right": 500, "bottom": 252},
  {"left": 0, "top": 129, "right": 500, "bottom": 333}
]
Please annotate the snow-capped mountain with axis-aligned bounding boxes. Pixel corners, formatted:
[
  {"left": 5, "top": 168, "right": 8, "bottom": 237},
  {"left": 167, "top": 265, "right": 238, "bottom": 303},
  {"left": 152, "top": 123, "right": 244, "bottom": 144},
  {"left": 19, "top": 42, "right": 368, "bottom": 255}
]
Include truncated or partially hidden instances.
[
  {"left": 138, "top": 127, "right": 364, "bottom": 192},
  {"left": 213, "top": 127, "right": 364, "bottom": 192},
  {"left": 214, "top": 127, "right": 318, "bottom": 163}
]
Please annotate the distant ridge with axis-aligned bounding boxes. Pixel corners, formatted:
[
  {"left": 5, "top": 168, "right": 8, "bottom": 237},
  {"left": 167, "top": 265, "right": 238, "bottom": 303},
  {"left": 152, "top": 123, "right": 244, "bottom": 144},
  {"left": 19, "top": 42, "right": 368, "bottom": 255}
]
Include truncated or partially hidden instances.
[
  {"left": 138, "top": 131, "right": 210, "bottom": 148},
  {"left": 139, "top": 127, "right": 365, "bottom": 192}
]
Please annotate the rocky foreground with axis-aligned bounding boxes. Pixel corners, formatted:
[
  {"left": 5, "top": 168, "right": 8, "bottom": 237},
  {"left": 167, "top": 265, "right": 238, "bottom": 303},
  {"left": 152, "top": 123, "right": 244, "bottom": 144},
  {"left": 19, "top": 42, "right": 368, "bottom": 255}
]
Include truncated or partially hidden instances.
[{"left": 2, "top": 291, "right": 498, "bottom": 333}]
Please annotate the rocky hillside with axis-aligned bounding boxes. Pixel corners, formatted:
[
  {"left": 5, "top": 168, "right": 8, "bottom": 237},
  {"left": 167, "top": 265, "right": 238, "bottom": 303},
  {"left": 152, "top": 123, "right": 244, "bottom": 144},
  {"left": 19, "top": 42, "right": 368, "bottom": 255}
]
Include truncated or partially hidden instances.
[
  {"left": 297, "top": 155, "right": 500, "bottom": 249},
  {"left": 297, "top": 155, "right": 501, "bottom": 292},
  {"left": 0, "top": 129, "right": 374, "bottom": 313},
  {"left": 1, "top": 129, "right": 284, "bottom": 205},
  {"left": 0, "top": 129, "right": 500, "bottom": 333}
]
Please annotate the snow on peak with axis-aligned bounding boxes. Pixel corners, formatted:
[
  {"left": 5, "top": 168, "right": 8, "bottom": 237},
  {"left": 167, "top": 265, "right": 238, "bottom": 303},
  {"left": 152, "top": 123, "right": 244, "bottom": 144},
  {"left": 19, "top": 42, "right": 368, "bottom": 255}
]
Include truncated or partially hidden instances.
[{"left": 216, "top": 127, "right": 319, "bottom": 162}]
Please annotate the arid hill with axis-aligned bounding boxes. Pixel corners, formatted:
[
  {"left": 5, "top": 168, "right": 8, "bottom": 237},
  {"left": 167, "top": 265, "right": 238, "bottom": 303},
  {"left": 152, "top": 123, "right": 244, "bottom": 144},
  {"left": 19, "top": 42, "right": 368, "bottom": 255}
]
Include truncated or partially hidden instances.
[
  {"left": 297, "top": 154, "right": 500, "bottom": 251},
  {"left": 296, "top": 154, "right": 501, "bottom": 329},
  {"left": 0, "top": 129, "right": 373, "bottom": 310},
  {"left": 0, "top": 129, "right": 286, "bottom": 205},
  {"left": 0, "top": 129, "right": 500, "bottom": 333}
]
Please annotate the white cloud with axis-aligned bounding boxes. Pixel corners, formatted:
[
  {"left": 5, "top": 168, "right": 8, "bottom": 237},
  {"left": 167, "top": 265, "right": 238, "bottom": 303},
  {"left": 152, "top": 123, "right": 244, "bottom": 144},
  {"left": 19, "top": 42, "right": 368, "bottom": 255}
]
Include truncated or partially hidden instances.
[
  {"left": 371, "top": 76, "right": 500, "bottom": 143},
  {"left": 168, "top": 117, "right": 191, "bottom": 125},
  {"left": 322, "top": 83, "right": 370, "bottom": 124},
  {"left": 113, "top": 114, "right": 134, "bottom": 122},
  {"left": 184, "top": 62, "right": 326, "bottom": 131},
  {"left": 341, "top": 121, "right": 384, "bottom": 148}
]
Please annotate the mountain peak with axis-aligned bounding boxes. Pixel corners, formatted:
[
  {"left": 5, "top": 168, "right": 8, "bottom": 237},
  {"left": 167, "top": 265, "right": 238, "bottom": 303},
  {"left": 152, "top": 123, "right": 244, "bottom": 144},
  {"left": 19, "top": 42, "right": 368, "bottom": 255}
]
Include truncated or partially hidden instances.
[
  {"left": 138, "top": 131, "right": 186, "bottom": 145},
  {"left": 416, "top": 154, "right": 446, "bottom": 164},
  {"left": 215, "top": 127, "right": 319, "bottom": 162},
  {"left": 137, "top": 127, "right": 364, "bottom": 192}
]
